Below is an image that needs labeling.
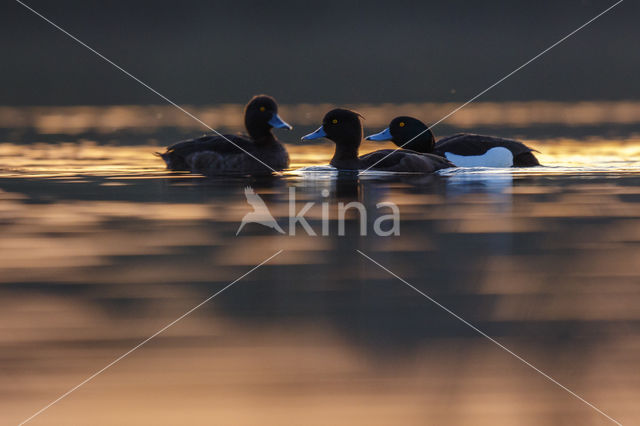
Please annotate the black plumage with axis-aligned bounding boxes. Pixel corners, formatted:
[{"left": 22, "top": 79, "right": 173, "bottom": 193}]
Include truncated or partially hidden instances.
[
  {"left": 366, "top": 116, "right": 540, "bottom": 167},
  {"left": 302, "top": 109, "right": 454, "bottom": 173},
  {"left": 158, "top": 95, "right": 291, "bottom": 176}
]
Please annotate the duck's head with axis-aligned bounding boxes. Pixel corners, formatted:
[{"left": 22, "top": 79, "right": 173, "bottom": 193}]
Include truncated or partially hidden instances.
[
  {"left": 365, "top": 116, "right": 435, "bottom": 153},
  {"left": 301, "top": 109, "right": 363, "bottom": 146},
  {"left": 301, "top": 109, "right": 364, "bottom": 169},
  {"left": 245, "top": 95, "right": 292, "bottom": 141}
]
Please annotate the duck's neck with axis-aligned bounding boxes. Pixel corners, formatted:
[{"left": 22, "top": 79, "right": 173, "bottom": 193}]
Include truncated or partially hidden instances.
[
  {"left": 251, "top": 131, "right": 278, "bottom": 146},
  {"left": 244, "top": 116, "right": 276, "bottom": 145},
  {"left": 403, "top": 129, "right": 435, "bottom": 153},
  {"left": 330, "top": 143, "right": 361, "bottom": 170}
]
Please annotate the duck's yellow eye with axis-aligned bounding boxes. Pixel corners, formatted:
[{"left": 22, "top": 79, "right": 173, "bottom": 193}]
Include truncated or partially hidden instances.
[
  {"left": 259, "top": 106, "right": 266, "bottom": 112},
  {"left": 332, "top": 119, "right": 338, "bottom": 124},
  {"left": 399, "top": 122, "right": 405, "bottom": 127}
]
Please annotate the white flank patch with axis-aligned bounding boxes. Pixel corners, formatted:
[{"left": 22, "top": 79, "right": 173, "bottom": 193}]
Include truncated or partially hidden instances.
[{"left": 444, "top": 146, "right": 514, "bottom": 168}]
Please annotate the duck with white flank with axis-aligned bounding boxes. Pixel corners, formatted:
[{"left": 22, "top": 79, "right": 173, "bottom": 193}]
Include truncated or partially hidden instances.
[{"left": 366, "top": 116, "right": 540, "bottom": 167}]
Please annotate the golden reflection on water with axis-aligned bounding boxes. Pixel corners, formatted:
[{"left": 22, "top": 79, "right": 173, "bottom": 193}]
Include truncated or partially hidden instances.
[
  {"left": 1, "top": 137, "right": 640, "bottom": 179},
  {"left": 3, "top": 306, "right": 637, "bottom": 426},
  {"left": 1, "top": 172, "right": 639, "bottom": 421},
  {"left": 1, "top": 104, "right": 640, "bottom": 425}
]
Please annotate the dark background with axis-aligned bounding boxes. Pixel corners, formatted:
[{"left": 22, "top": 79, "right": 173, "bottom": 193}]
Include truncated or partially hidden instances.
[{"left": 1, "top": 0, "right": 638, "bottom": 106}]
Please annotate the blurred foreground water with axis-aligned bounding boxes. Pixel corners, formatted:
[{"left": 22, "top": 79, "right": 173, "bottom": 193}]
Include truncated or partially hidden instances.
[{"left": 1, "top": 103, "right": 640, "bottom": 425}]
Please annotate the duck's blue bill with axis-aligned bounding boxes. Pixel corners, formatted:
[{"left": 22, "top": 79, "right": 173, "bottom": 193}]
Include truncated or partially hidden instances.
[
  {"left": 301, "top": 126, "right": 327, "bottom": 140},
  {"left": 365, "top": 127, "right": 393, "bottom": 141},
  {"left": 269, "top": 113, "right": 293, "bottom": 130}
]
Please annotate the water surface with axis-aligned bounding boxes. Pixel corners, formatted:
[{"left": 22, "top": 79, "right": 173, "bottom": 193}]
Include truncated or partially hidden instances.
[{"left": 1, "top": 103, "right": 640, "bottom": 425}]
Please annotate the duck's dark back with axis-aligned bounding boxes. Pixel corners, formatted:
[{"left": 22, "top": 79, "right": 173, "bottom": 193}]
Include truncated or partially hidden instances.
[
  {"left": 435, "top": 134, "right": 535, "bottom": 156},
  {"left": 160, "top": 134, "right": 256, "bottom": 170}
]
